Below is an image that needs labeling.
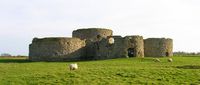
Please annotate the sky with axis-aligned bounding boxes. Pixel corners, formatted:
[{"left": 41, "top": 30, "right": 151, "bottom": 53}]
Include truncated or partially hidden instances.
[{"left": 0, "top": 0, "right": 200, "bottom": 55}]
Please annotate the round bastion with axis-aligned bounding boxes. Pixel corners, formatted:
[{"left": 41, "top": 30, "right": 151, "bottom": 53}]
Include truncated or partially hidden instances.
[
  {"left": 144, "top": 38, "right": 173, "bottom": 57},
  {"left": 29, "top": 37, "right": 86, "bottom": 61}
]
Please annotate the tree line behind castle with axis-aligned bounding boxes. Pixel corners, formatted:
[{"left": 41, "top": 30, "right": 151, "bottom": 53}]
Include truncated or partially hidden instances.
[{"left": 29, "top": 28, "right": 173, "bottom": 61}]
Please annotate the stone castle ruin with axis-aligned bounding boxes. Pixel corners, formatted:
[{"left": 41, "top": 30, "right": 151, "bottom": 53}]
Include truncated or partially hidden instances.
[
  {"left": 29, "top": 28, "right": 173, "bottom": 61},
  {"left": 144, "top": 38, "right": 173, "bottom": 57}
]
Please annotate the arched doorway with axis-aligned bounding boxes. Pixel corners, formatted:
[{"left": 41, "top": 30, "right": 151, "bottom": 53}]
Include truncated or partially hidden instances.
[
  {"left": 166, "top": 52, "right": 169, "bottom": 56},
  {"left": 127, "top": 48, "right": 135, "bottom": 57}
]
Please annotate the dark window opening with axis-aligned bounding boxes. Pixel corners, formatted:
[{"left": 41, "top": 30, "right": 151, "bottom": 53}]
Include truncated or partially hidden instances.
[
  {"left": 166, "top": 52, "right": 169, "bottom": 56},
  {"left": 128, "top": 48, "right": 135, "bottom": 57},
  {"left": 97, "top": 35, "right": 101, "bottom": 39}
]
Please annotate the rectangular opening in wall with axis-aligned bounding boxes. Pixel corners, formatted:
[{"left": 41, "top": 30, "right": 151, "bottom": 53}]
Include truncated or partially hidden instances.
[
  {"left": 128, "top": 48, "right": 135, "bottom": 57},
  {"left": 166, "top": 52, "right": 169, "bottom": 57}
]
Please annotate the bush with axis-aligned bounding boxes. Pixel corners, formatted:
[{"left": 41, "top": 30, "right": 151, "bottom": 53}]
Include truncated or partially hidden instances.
[{"left": 1, "top": 53, "right": 12, "bottom": 57}]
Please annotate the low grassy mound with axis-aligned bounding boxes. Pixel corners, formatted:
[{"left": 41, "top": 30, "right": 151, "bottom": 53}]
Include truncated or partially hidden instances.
[{"left": 0, "top": 56, "right": 200, "bottom": 85}]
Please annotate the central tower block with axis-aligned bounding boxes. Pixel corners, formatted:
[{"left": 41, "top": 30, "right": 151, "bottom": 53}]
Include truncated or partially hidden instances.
[{"left": 72, "top": 28, "right": 113, "bottom": 40}]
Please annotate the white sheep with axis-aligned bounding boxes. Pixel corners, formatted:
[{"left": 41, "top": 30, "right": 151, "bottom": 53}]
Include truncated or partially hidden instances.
[
  {"left": 154, "top": 58, "right": 161, "bottom": 62},
  {"left": 69, "top": 63, "right": 78, "bottom": 70},
  {"left": 108, "top": 37, "right": 115, "bottom": 44},
  {"left": 168, "top": 58, "right": 173, "bottom": 62}
]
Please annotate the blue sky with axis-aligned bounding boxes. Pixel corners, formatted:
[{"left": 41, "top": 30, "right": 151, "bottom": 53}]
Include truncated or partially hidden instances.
[{"left": 0, "top": 0, "right": 200, "bottom": 55}]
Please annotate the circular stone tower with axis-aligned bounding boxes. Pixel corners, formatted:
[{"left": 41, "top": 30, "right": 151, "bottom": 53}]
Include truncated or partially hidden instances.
[
  {"left": 72, "top": 28, "right": 113, "bottom": 40},
  {"left": 144, "top": 38, "right": 173, "bottom": 57},
  {"left": 124, "top": 36, "right": 144, "bottom": 58},
  {"left": 29, "top": 37, "right": 86, "bottom": 61}
]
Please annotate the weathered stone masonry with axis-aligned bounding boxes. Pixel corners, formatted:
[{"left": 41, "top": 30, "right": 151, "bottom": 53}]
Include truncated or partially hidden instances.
[
  {"left": 72, "top": 28, "right": 113, "bottom": 59},
  {"left": 92, "top": 36, "right": 144, "bottom": 60},
  {"left": 144, "top": 38, "right": 173, "bottom": 57},
  {"left": 72, "top": 28, "right": 113, "bottom": 40},
  {"left": 29, "top": 28, "right": 173, "bottom": 61},
  {"left": 29, "top": 37, "right": 85, "bottom": 61}
]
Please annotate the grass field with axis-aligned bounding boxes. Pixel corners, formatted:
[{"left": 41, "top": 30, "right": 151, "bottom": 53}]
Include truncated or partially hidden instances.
[{"left": 0, "top": 56, "right": 200, "bottom": 85}]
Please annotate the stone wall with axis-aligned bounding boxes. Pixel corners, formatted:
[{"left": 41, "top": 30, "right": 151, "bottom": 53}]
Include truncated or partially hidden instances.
[
  {"left": 124, "top": 36, "right": 144, "bottom": 57},
  {"left": 72, "top": 28, "right": 113, "bottom": 59},
  {"left": 144, "top": 38, "right": 173, "bottom": 57},
  {"left": 93, "top": 35, "right": 144, "bottom": 60},
  {"left": 72, "top": 28, "right": 113, "bottom": 40},
  {"left": 28, "top": 28, "right": 173, "bottom": 61},
  {"left": 93, "top": 36, "right": 125, "bottom": 60},
  {"left": 29, "top": 37, "right": 86, "bottom": 61}
]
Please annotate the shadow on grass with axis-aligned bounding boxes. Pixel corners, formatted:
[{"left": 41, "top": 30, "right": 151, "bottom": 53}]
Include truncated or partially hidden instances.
[
  {"left": 0, "top": 58, "right": 100, "bottom": 63},
  {"left": 176, "top": 65, "right": 200, "bottom": 69},
  {"left": 0, "top": 57, "right": 157, "bottom": 63},
  {"left": 0, "top": 58, "right": 31, "bottom": 63}
]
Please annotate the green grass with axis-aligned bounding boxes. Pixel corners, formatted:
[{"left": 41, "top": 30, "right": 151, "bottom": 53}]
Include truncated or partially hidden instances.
[{"left": 0, "top": 56, "right": 200, "bottom": 85}]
